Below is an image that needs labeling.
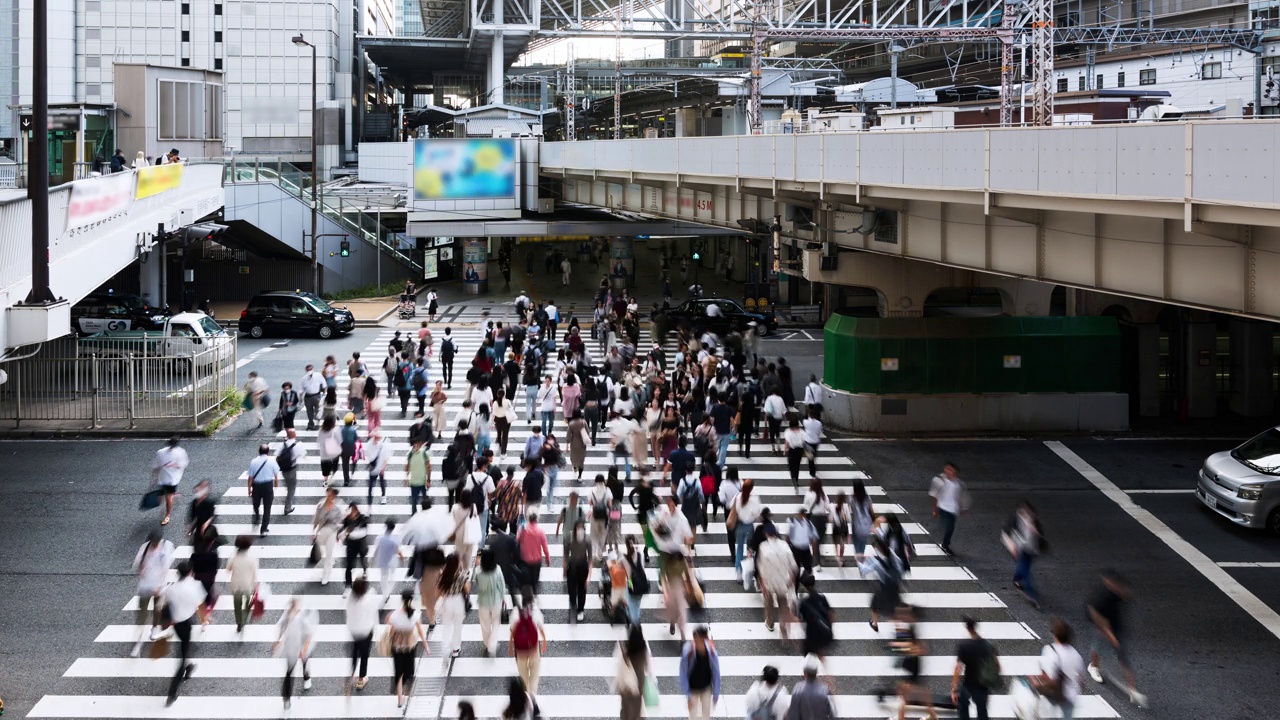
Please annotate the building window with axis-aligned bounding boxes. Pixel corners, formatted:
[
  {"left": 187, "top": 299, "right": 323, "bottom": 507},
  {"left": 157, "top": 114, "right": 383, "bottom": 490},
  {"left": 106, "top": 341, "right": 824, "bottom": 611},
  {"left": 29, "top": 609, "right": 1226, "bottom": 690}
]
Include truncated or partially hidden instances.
[
  {"left": 214, "top": 31, "right": 222, "bottom": 43},
  {"left": 1078, "top": 76, "right": 1086, "bottom": 91},
  {"left": 214, "top": 3, "right": 222, "bottom": 15},
  {"left": 181, "top": 58, "right": 190, "bottom": 67},
  {"left": 1057, "top": 78, "right": 1068, "bottom": 92},
  {"left": 159, "top": 80, "right": 222, "bottom": 140},
  {"left": 1097, "top": 74, "right": 1104, "bottom": 89},
  {"left": 86, "top": 83, "right": 100, "bottom": 97},
  {"left": 214, "top": 58, "right": 223, "bottom": 70},
  {"left": 1117, "top": 71, "right": 1125, "bottom": 88},
  {"left": 181, "top": 30, "right": 190, "bottom": 42},
  {"left": 181, "top": 3, "right": 189, "bottom": 14},
  {"left": 1140, "top": 68, "right": 1156, "bottom": 85},
  {"left": 86, "top": 56, "right": 100, "bottom": 68},
  {"left": 1202, "top": 62, "right": 1222, "bottom": 80}
]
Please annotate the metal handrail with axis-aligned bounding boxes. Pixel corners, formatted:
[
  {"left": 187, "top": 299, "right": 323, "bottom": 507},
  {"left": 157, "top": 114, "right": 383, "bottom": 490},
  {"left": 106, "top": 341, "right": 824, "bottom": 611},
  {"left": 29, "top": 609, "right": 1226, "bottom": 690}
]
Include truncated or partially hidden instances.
[{"left": 225, "top": 156, "right": 421, "bottom": 272}]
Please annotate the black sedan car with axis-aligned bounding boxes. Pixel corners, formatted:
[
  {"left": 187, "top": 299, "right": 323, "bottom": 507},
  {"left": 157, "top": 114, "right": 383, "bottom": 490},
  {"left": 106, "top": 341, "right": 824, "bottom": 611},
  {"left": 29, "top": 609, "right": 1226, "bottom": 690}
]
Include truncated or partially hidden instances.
[
  {"left": 238, "top": 290, "right": 356, "bottom": 339},
  {"left": 72, "top": 292, "right": 168, "bottom": 335},
  {"left": 666, "top": 297, "right": 777, "bottom": 336}
]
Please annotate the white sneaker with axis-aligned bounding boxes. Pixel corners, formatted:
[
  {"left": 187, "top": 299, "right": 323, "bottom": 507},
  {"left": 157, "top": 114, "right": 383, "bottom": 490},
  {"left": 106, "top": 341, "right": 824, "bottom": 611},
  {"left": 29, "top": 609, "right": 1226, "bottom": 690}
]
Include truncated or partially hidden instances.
[
  {"left": 1087, "top": 664, "right": 1104, "bottom": 684},
  {"left": 149, "top": 625, "right": 162, "bottom": 641},
  {"left": 380, "top": 496, "right": 387, "bottom": 505},
  {"left": 321, "top": 578, "right": 330, "bottom": 586},
  {"left": 130, "top": 640, "right": 143, "bottom": 658},
  {"left": 342, "top": 588, "right": 351, "bottom": 599},
  {"left": 576, "top": 611, "right": 585, "bottom": 622},
  {"left": 1129, "top": 690, "right": 1148, "bottom": 708},
  {"left": 815, "top": 566, "right": 823, "bottom": 574},
  {"left": 303, "top": 678, "right": 312, "bottom": 691}
]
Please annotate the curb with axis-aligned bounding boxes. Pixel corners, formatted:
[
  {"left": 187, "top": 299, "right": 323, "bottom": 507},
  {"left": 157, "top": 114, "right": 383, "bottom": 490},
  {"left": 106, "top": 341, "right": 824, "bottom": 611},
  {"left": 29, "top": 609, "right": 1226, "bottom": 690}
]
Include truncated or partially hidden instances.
[{"left": 0, "top": 428, "right": 211, "bottom": 440}]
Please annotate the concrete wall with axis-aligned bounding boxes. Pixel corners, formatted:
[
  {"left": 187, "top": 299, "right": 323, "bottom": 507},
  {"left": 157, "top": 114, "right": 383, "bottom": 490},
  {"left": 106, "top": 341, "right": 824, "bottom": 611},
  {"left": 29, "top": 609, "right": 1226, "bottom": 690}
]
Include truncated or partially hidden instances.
[
  {"left": 358, "top": 141, "right": 412, "bottom": 184},
  {"left": 817, "top": 386, "right": 1130, "bottom": 434}
]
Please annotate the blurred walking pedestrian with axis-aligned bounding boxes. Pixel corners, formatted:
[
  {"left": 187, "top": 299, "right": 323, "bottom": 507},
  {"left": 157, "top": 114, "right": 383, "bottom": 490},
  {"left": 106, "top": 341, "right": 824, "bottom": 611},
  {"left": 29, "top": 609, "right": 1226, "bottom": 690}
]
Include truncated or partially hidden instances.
[
  {"left": 510, "top": 588, "right": 548, "bottom": 695},
  {"left": 373, "top": 519, "right": 405, "bottom": 598},
  {"left": 163, "top": 561, "right": 209, "bottom": 706},
  {"left": 614, "top": 624, "right": 654, "bottom": 720},
  {"left": 952, "top": 618, "right": 999, "bottom": 720},
  {"left": 277, "top": 429, "right": 304, "bottom": 515},
  {"left": 928, "top": 462, "right": 966, "bottom": 554},
  {"left": 340, "top": 413, "right": 359, "bottom": 486},
  {"left": 312, "top": 487, "right": 343, "bottom": 586},
  {"left": 475, "top": 549, "right": 506, "bottom": 657},
  {"left": 277, "top": 381, "right": 300, "bottom": 430},
  {"left": 275, "top": 597, "right": 317, "bottom": 709},
  {"left": 437, "top": 552, "right": 470, "bottom": 659},
  {"left": 787, "top": 657, "right": 834, "bottom": 720},
  {"left": 744, "top": 666, "right": 790, "bottom": 720},
  {"left": 1003, "top": 500, "right": 1045, "bottom": 609},
  {"left": 150, "top": 436, "right": 189, "bottom": 526},
  {"left": 316, "top": 416, "right": 342, "bottom": 488},
  {"left": 387, "top": 590, "right": 429, "bottom": 709},
  {"left": 228, "top": 535, "right": 258, "bottom": 633},
  {"left": 1033, "top": 618, "right": 1086, "bottom": 720},
  {"left": 341, "top": 502, "right": 370, "bottom": 594},
  {"left": 1087, "top": 570, "right": 1146, "bottom": 707},
  {"left": 244, "top": 371, "right": 269, "bottom": 428},
  {"left": 346, "top": 576, "right": 379, "bottom": 691},
  {"left": 366, "top": 429, "right": 389, "bottom": 506},
  {"left": 301, "top": 364, "right": 325, "bottom": 430},
  {"left": 757, "top": 524, "right": 797, "bottom": 637},
  {"left": 130, "top": 531, "right": 175, "bottom": 656},
  {"left": 678, "top": 626, "right": 720, "bottom": 720}
]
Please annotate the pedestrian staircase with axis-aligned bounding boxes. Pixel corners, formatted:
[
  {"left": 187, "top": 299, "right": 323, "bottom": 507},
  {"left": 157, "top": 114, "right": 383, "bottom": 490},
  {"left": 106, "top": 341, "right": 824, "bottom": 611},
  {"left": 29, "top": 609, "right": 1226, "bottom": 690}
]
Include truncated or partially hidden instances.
[{"left": 224, "top": 157, "right": 420, "bottom": 275}]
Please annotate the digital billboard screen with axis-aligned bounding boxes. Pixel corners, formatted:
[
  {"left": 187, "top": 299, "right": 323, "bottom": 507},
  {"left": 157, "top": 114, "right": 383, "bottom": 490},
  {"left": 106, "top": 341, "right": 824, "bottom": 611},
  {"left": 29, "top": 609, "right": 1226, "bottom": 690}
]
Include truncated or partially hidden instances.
[{"left": 413, "top": 138, "right": 516, "bottom": 201}]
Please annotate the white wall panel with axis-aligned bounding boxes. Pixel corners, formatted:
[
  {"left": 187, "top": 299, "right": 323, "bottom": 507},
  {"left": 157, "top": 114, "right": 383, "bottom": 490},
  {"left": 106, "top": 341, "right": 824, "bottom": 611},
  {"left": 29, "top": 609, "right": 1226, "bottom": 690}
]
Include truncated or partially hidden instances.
[
  {"left": 1115, "top": 124, "right": 1182, "bottom": 198},
  {"left": 989, "top": 129, "right": 1039, "bottom": 193},
  {"left": 1192, "top": 122, "right": 1275, "bottom": 205}
]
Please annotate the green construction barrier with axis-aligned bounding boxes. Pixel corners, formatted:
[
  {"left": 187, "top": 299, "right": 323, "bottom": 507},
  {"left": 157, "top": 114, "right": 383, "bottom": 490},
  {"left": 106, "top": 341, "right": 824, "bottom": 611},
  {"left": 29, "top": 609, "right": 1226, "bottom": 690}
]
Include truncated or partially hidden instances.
[{"left": 823, "top": 315, "right": 1122, "bottom": 394}]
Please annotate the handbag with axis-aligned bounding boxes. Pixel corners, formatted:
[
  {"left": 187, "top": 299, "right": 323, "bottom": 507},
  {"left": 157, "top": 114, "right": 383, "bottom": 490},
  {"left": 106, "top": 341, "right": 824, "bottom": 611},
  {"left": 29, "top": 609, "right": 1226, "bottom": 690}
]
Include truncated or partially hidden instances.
[
  {"left": 642, "top": 676, "right": 660, "bottom": 708},
  {"left": 139, "top": 488, "right": 164, "bottom": 511},
  {"left": 148, "top": 635, "right": 170, "bottom": 659},
  {"left": 376, "top": 629, "right": 393, "bottom": 657},
  {"left": 306, "top": 542, "right": 321, "bottom": 568},
  {"left": 271, "top": 414, "right": 284, "bottom": 433}
]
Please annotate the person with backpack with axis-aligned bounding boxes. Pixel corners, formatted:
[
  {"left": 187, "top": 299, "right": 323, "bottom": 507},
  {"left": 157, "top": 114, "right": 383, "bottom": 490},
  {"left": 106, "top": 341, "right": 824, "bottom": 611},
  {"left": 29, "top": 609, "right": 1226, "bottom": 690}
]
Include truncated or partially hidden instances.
[
  {"left": 276, "top": 428, "right": 305, "bottom": 516},
  {"left": 588, "top": 475, "right": 612, "bottom": 558},
  {"left": 675, "top": 468, "right": 705, "bottom": 547},
  {"left": 404, "top": 439, "right": 431, "bottom": 511},
  {"left": 393, "top": 355, "right": 413, "bottom": 417},
  {"left": 744, "top": 665, "right": 791, "bottom": 720},
  {"left": 462, "top": 455, "right": 496, "bottom": 536},
  {"left": 952, "top": 617, "right": 1001, "bottom": 720},
  {"left": 798, "top": 572, "right": 834, "bottom": 661},
  {"left": 623, "top": 535, "right": 649, "bottom": 625},
  {"left": 1033, "top": 618, "right": 1086, "bottom": 720},
  {"left": 678, "top": 626, "right": 721, "bottom": 720},
  {"left": 509, "top": 588, "right": 548, "bottom": 695},
  {"left": 859, "top": 536, "right": 903, "bottom": 633},
  {"left": 365, "top": 429, "right": 389, "bottom": 506},
  {"left": 439, "top": 328, "right": 457, "bottom": 388},
  {"left": 614, "top": 623, "right": 654, "bottom": 720},
  {"left": 410, "top": 358, "right": 431, "bottom": 413},
  {"left": 339, "top": 412, "right": 359, "bottom": 486}
]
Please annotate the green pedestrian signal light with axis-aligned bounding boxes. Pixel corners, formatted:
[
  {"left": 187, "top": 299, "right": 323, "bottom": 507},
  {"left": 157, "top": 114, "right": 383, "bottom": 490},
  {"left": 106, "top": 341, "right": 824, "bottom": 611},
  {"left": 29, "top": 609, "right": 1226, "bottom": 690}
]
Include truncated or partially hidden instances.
[
  {"left": 339, "top": 240, "right": 351, "bottom": 257},
  {"left": 692, "top": 251, "right": 700, "bottom": 260}
]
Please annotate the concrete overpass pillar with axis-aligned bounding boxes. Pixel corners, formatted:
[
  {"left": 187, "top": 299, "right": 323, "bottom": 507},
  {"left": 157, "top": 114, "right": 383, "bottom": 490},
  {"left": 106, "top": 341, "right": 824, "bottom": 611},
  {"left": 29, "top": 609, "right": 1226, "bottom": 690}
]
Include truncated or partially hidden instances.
[
  {"left": 488, "top": 32, "right": 505, "bottom": 106},
  {"left": 1136, "top": 324, "right": 1161, "bottom": 418},
  {"left": 139, "top": 250, "right": 163, "bottom": 310},
  {"left": 609, "top": 237, "right": 633, "bottom": 290},
  {"left": 989, "top": 278, "right": 1056, "bottom": 316},
  {"left": 1184, "top": 321, "right": 1218, "bottom": 418},
  {"left": 1229, "top": 319, "right": 1274, "bottom": 417}
]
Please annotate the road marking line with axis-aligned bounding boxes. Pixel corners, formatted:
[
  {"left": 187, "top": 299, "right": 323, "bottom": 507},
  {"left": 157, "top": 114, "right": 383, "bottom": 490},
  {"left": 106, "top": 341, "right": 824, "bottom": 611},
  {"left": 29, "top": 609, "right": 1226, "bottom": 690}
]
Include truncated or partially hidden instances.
[
  {"left": 1124, "top": 489, "right": 1194, "bottom": 494},
  {"left": 1218, "top": 562, "right": 1280, "bottom": 568},
  {"left": 1046, "top": 440, "right": 1280, "bottom": 641}
]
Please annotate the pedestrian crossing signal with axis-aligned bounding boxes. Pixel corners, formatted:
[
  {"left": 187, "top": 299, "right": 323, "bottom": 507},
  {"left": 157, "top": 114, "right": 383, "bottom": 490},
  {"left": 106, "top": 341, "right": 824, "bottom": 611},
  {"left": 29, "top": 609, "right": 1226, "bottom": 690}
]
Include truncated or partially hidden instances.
[{"left": 339, "top": 240, "right": 351, "bottom": 257}]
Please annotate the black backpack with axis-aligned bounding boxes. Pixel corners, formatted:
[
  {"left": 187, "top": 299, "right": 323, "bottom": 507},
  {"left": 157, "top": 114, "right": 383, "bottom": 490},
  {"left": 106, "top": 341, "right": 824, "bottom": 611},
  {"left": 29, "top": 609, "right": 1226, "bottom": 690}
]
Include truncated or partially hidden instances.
[
  {"left": 592, "top": 490, "right": 610, "bottom": 520},
  {"left": 679, "top": 478, "right": 701, "bottom": 517},
  {"left": 466, "top": 472, "right": 488, "bottom": 512},
  {"left": 411, "top": 367, "right": 427, "bottom": 391},
  {"left": 441, "top": 446, "right": 461, "bottom": 481},
  {"left": 394, "top": 363, "right": 411, "bottom": 389},
  {"left": 276, "top": 442, "right": 296, "bottom": 471},
  {"left": 440, "top": 338, "right": 456, "bottom": 359}
]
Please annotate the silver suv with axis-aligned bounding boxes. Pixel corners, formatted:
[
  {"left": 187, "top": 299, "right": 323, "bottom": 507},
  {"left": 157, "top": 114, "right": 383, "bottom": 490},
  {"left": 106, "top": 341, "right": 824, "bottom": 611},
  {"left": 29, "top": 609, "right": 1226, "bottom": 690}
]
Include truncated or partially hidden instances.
[{"left": 1197, "top": 426, "right": 1280, "bottom": 535}]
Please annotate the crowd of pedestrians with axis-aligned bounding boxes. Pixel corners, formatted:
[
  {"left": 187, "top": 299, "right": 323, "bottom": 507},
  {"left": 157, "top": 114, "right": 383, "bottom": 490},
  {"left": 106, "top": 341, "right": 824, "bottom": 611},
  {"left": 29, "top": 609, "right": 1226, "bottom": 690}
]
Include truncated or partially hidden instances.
[{"left": 134, "top": 283, "right": 1144, "bottom": 718}]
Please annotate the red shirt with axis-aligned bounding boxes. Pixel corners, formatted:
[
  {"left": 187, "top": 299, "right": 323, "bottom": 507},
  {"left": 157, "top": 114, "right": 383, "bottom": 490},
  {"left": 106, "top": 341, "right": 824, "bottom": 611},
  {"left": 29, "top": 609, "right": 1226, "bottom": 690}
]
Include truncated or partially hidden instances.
[{"left": 517, "top": 524, "right": 550, "bottom": 565}]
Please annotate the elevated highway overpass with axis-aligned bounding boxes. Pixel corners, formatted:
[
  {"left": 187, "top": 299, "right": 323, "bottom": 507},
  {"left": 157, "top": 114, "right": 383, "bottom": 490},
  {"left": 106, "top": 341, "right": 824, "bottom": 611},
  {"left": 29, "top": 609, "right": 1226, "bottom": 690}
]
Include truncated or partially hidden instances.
[{"left": 539, "top": 120, "right": 1280, "bottom": 324}]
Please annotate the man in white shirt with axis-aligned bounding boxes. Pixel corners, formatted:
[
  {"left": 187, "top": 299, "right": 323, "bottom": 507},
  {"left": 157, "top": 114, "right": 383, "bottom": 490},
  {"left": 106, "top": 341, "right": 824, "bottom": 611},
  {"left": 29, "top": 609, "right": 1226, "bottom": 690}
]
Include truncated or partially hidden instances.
[
  {"left": 536, "top": 375, "right": 558, "bottom": 436},
  {"left": 150, "top": 436, "right": 189, "bottom": 526},
  {"left": 277, "top": 428, "right": 306, "bottom": 515},
  {"left": 929, "top": 462, "right": 965, "bottom": 554},
  {"left": 756, "top": 525, "right": 797, "bottom": 635},
  {"left": 1036, "top": 619, "right": 1086, "bottom": 720},
  {"left": 800, "top": 411, "right": 823, "bottom": 480},
  {"left": 705, "top": 302, "right": 722, "bottom": 318},
  {"left": 164, "top": 561, "right": 209, "bottom": 705},
  {"left": 544, "top": 301, "right": 560, "bottom": 342},
  {"left": 247, "top": 444, "right": 282, "bottom": 536},
  {"left": 608, "top": 411, "right": 639, "bottom": 482},
  {"left": 464, "top": 456, "right": 498, "bottom": 536},
  {"left": 299, "top": 364, "right": 326, "bottom": 430}
]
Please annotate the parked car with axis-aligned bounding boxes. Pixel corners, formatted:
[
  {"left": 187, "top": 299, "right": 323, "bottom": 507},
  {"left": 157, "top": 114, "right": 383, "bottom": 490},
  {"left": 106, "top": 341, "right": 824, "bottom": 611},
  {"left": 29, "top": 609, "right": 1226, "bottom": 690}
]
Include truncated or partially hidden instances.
[
  {"left": 80, "top": 312, "right": 234, "bottom": 367},
  {"left": 1196, "top": 426, "right": 1280, "bottom": 535},
  {"left": 72, "top": 292, "right": 168, "bottom": 336},
  {"left": 665, "top": 297, "right": 778, "bottom": 336},
  {"left": 238, "top": 290, "right": 355, "bottom": 339}
]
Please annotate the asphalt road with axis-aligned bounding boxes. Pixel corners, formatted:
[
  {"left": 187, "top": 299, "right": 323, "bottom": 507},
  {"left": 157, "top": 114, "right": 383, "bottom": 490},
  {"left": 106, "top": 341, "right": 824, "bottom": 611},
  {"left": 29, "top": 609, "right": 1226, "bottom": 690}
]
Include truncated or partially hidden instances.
[
  {"left": 843, "top": 436, "right": 1280, "bottom": 720},
  {"left": 1, "top": 327, "right": 1275, "bottom": 719}
]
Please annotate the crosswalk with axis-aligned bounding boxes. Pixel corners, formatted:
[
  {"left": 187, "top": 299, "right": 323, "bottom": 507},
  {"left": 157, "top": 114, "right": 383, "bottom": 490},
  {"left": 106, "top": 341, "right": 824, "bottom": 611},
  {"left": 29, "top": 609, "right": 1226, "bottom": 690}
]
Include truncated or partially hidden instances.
[{"left": 28, "top": 327, "right": 1121, "bottom": 719}]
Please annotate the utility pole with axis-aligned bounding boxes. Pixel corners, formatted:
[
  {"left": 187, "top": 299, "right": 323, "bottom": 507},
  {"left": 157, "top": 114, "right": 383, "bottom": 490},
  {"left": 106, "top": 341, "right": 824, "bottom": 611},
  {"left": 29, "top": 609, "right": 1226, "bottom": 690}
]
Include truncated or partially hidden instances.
[
  {"left": 565, "top": 46, "right": 576, "bottom": 141},
  {"left": 748, "top": 0, "right": 765, "bottom": 134},
  {"left": 614, "top": 4, "right": 623, "bottom": 139},
  {"left": 24, "top": 0, "right": 56, "bottom": 305},
  {"left": 889, "top": 44, "right": 905, "bottom": 109},
  {"left": 998, "top": 0, "right": 1021, "bottom": 126},
  {"left": 1030, "top": 0, "right": 1055, "bottom": 125}
]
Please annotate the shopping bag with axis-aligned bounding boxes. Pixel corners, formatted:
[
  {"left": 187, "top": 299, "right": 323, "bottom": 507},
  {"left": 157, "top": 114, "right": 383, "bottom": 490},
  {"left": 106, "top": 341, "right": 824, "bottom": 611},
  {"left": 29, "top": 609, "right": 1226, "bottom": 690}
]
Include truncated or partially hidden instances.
[
  {"left": 139, "top": 488, "right": 164, "bottom": 511},
  {"left": 271, "top": 414, "right": 284, "bottom": 433},
  {"left": 148, "top": 635, "right": 170, "bottom": 659},
  {"left": 241, "top": 393, "right": 254, "bottom": 410},
  {"left": 250, "top": 583, "right": 269, "bottom": 621},
  {"left": 306, "top": 542, "right": 320, "bottom": 568},
  {"left": 740, "top": 555, "right": 756, "bottom": 592},
  {"left": 642, "top": 677, "right": 660, "bottom": 708}
]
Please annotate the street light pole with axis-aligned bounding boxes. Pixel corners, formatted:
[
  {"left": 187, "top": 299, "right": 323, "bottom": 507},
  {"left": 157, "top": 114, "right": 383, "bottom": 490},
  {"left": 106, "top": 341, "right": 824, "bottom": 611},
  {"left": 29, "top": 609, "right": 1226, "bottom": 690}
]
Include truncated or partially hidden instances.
[{"left": 293, "top": 33, "right": 319, "bottom": 295}]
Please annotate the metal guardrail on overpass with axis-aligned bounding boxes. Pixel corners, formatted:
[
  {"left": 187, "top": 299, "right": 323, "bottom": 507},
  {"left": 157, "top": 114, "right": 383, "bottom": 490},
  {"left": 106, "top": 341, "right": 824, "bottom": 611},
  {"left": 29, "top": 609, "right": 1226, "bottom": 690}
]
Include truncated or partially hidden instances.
[
  {"left": 539, "top": 120, "right": 1280, "bottom": 323},
  {"left": 0, "top": 162, "right": 225, "bottom": 353}
]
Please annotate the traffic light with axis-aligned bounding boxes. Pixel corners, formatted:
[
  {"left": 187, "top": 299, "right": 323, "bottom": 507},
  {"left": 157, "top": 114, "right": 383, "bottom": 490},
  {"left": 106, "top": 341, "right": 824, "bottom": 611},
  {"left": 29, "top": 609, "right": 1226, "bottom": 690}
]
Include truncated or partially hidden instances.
[
  {"left": 182, "top": 222, "right": 228, "bottom": 247},
  {"left": 339, "top": 240, "right": 351, "bottom": 257},
  {"left": 691, "top": 240, "right": 701, "bottom": 261}
]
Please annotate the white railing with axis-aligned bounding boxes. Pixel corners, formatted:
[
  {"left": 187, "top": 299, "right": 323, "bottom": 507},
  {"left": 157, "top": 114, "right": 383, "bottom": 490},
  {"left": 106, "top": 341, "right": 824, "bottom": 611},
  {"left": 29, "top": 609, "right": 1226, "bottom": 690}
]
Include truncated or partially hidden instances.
[{"left": 540, "top": 119, "right": 1280, "bottom": 209}]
